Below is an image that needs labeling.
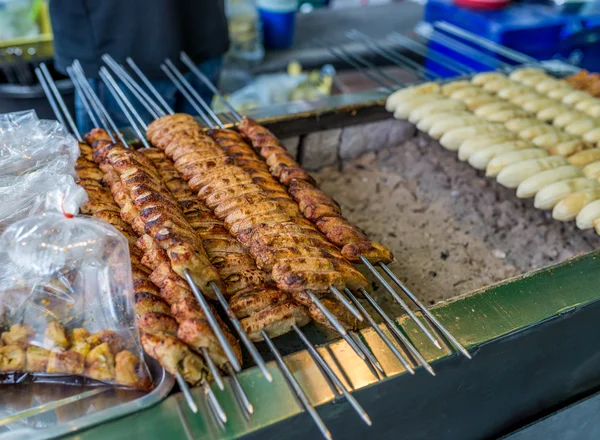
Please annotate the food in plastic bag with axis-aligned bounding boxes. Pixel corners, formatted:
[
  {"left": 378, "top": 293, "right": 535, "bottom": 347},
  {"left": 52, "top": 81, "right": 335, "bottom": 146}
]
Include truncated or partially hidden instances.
[
  {"left": 0, "top": 110, "right": 80, "bottom": 231},
  {"left": 0, "top": 212, "right": 153, "bottom": 390}
]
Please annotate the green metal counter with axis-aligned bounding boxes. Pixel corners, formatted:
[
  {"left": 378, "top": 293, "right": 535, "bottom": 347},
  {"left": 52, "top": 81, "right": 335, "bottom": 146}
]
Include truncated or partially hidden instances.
[{"left": 64, "top": 250, "right": 600, "bottom": 439}]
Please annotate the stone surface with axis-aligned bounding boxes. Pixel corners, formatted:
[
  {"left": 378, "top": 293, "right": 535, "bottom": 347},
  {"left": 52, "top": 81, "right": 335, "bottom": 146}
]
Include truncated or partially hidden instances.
[
  {"left": 280, "top": 136, "right": 300, "bottom": 159},
  {"left": 311, "top": 136, "right": 600, "bottom": 316},
  {"left": 339, "top": 118, "right": 416, "bottom": 160},
  {"left": 300, "top": 128, "right": 341, "bottom": 170}
]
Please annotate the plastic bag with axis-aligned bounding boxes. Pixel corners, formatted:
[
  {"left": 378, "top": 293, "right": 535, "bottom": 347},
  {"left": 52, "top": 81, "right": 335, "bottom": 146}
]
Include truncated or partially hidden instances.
[
  {"left": 0, "top": 212, "right": 153, "bottom": 390},
  {"left": 0, "top": 110, "right": 78, "bottom": 176},
  {"left": 0, "top": 110, "right": 80, "bottom": 231}
]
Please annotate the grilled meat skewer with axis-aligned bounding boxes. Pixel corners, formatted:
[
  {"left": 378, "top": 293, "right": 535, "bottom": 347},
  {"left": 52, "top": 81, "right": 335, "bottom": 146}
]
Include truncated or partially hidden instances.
[{"left": 236, "top": 117, "right": 393, "bottom": 264}]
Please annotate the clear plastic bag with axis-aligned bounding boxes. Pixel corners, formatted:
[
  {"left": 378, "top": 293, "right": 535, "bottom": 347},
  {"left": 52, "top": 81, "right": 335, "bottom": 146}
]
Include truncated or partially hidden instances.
[
  {"left": 0, "top": 110, "right": 78, "bottom": 177},
  {"left": 0, "top": 212, "right": 153, "bottom": 390},
  {"left": 0, "top": 110, "right": 80, "bottom": 231}
]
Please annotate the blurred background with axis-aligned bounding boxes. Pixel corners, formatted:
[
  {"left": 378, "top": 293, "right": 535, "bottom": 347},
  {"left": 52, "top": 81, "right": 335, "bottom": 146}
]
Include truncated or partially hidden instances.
[{"left": 2, "top": 0, "right": 600, "bottom": 119}]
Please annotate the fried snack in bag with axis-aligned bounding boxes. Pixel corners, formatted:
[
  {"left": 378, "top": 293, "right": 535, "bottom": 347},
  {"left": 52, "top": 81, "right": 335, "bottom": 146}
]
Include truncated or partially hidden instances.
[{"left": 0, "top": 211, "right": 152, "bottom": 390}]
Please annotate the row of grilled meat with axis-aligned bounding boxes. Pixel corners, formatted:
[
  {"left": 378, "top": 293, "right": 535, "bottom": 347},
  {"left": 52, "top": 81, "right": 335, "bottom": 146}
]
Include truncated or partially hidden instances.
[{"left": 76, "top": 116, "right": 393, "bottom": 385}]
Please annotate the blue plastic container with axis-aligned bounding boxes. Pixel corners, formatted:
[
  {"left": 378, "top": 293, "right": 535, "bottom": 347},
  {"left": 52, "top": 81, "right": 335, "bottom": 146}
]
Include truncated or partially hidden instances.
[
  {"left": 424, "top": 0, "right": 600, "bottom": 76},
  {"left": 257, "top": 0, "right": 297, "bottom": 50}
]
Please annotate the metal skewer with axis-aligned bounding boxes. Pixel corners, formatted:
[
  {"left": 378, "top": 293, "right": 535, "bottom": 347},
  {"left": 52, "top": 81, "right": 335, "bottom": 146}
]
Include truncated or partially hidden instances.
[
  {"left": 37, "top": 62, "right": 205, "bottom": 417},
  {"left": 107, "top": 57, "right": 275, "bottom": 383},
  {"left": 162, "top": 58, "right": 382, "bottom": 371},
  {"left": 333, "top": 33, "right": 437, "bottom": 82},
  {"left": 329, "top": 286, "right": 363, "bottom": 322},
  {"left": 210, "top": 281, "right": 273, "bottom": 382},
  {"left": 71, "top": 61, "right": 123, "bottom": 144},
  {"left": 102, "top": 54, "right": 167, "bottom": 118},
  {"left": 360, "top": 288, "right": 435, "bottom": 375},
  {"left": 66, "top": 62, "right": 236, "bottom": 420},
  {"left": 386, "top": 31, "right": 475, "bottom": 75},
  {"left": 127, "top": 57, "right": 175, "bottom": 115},
  {"left": 359, "top": 256, "right": 441, "bottom": 350},
  {"left": 180, "top": 52, "right": 241, "bottom": 119},
  {"left": 262, "top": 330, "right": 333, "bottom": 440},
  {"left": 204, "top": 383, "right": 228, "bottom": 425},
  {"left": 344, "top": 288, "right": 415, "bottom": 374},
  {"left": 177, "top": 53, "right": 447, "bottom": 374},
  {"left": 225, "top": 362, "right": 254, "bottom": 420},
  {"left": 67, "top": 66, "right": 101, "bottom": 131},
  {"left": 176, "top": 372, "right": 199, "bottom": 413},
  {"left": 292, "top": 324, "right": 372, "bottom": 426},
  {"left": 415, "top": 25, "right": 505, "bottom": 71},
  {"left": 201, "top": 347, "right": 225, "bottom": 391},
  {"left": 100, "top": 67, "right": 149, "bottom": 133},
  {"left": 378, "top": 263, "right": 471, "bottom": 359},
  {"left": 99, "top": 69, "right": 152, "bottom": 149},
  {"left": 435, "top": 21, "right": 537, "bottom": 66},
  {"left": 36, "top": 65, "right": 78, "bottom": 138},
  {"left": 323, "top": 37, "right": 402, "bottom": 87},
  {"left": 101, "top": 66, "right": 260, "bottom": 423},
  {"left": 315, "top": 42, "right": 397, "bottom": 91}
]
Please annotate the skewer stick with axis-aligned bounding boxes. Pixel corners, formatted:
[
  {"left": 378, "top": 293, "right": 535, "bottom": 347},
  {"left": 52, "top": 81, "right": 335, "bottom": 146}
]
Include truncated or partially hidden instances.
[
  {"left": 210, "top": 281, "right": 273, "bottom": 382},
  {"left": 323, "top": 37, "right": 402, "bottom": 86},
  {"left": 386, "top": 31, "right": 474, "bottom": 75},
  {"left": 378, "top": 263, "right": 471, "bottom": 359},
  {"left": 225, "top": 362, "right": 254, "bottom": 420},
  {"left": 415, "top": 25, "right": 504, "bottom": 70},
  {"left": 71, "top": 61, "right": 123, "bottom": 145},
  {"left": 204, "top": 383, "right": 228, "bottom": 425},
  {"left": 176, "top": 372, "right": 199, "bottom": 413},
  {"left": 261, "top": 330, "right": 333, "bottom": 440},
  {"left": 99, "top": 69, "right": 151, "bottom": 149},
  {"left": 307, "top": 291, "right": 376, "bottom": 366},
  {"left": 435, "top": 21, "right": 537, "bottom": 65},
  {"left": 180, "top": 51, "right": 243, "bottom": 121},
  {"left": 344, "top": 288, "right": 415, "bottom": 374},
  {"left": 102, "top": 64, "right": 275, "bottom": 383},
  {"left": 66, "top": 66, "right": 101, "bottom": 131},
  {"left": 39, "top": 63, "right": 81, "bottom": 139},
  {"left": 350, "top": 331, "right": 384, "bottom": 375},
  {"left": 102, "top": 54, "right": 166, "bottom": 118},
  {"left": 160, "top": 64, "right": 214, "bottom": 127},
  {"left": 292, "top": 324, "right": 372, "bottom": 426},
  {"left": 201, "top": 347, "right": 225, "bottom": 391},
  {"left": 100, "top": 67, "right": 148, "bottom": 131},
  {"left": 182, "top": 270, "right": 242, "bottom": 373},
  {"left": 360, "top": 288, "right": 435, "bottom": 376},
  {"left": 360, "top": 256, "right": 442, "bottom": 350},
  {"left": 329, "top": 286, "right": 363, "bottom": 322},
  {"left": 315, "top": 41, "right": 395, "bottom": 92},
  {"left": 126, "top": 57, "right": 175, "bottom": 115},
  {"left": 165, "top": 59, "right": 225, "bottom": 128},
  {"left": 34, "top": 67, "right": 71, "bottom": 136}
]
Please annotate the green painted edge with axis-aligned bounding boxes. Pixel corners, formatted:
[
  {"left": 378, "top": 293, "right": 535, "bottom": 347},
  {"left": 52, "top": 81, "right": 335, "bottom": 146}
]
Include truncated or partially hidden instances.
[{"left": 60, "top": 250, "right": 600, "bottom": 440}]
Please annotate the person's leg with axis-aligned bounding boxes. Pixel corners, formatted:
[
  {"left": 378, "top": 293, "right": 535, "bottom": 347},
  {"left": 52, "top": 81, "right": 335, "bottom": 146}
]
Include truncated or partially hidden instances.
[{"left": 176, "top": 57, "right": 223, "bottom": 115}]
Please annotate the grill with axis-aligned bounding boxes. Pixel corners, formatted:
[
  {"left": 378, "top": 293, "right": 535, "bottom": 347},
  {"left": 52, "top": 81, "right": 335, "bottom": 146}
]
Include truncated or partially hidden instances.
[{"left": 11, "top": 20, "right": 599, "bottom": 439}]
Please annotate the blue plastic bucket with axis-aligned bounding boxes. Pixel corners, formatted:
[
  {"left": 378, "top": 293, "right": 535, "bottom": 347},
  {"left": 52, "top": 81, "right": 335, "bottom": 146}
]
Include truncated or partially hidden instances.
[{"left": 257, "top": 0, "right": 297, "bottom": 50}]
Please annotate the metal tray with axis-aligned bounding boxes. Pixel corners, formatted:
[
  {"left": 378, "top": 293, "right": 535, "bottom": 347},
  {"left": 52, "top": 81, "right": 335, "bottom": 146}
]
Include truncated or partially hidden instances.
[{"left": 0, "top": 356, "right": 174, "bottom": 439}]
